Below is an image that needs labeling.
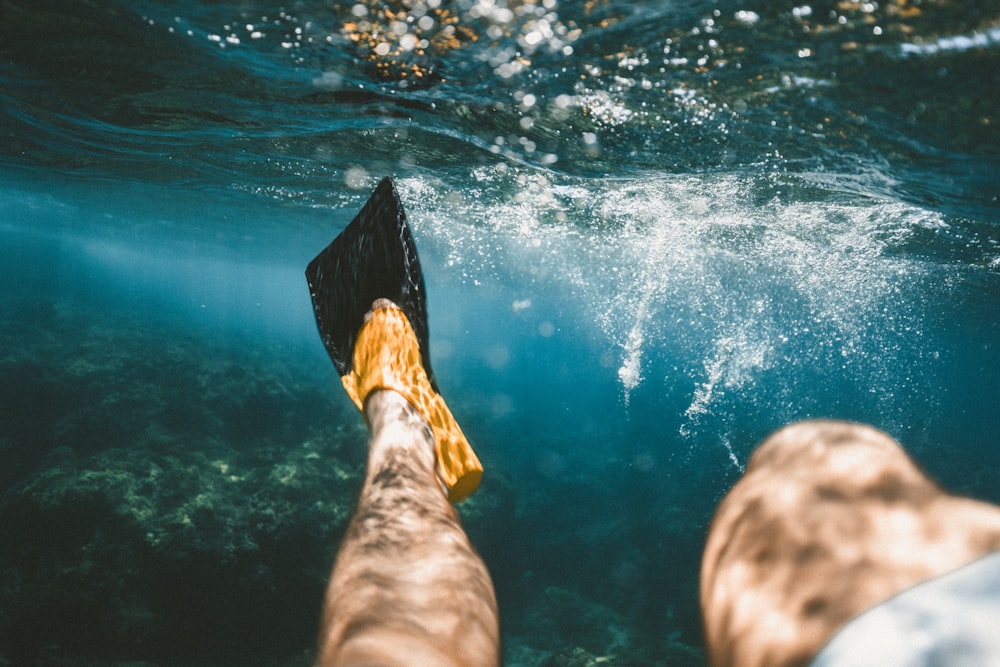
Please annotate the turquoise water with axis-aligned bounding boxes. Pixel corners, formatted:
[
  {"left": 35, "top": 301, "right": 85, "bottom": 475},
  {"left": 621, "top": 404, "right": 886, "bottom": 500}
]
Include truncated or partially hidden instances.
[{"left": 2, "top": 0, "right": 999, "bottom": 665}]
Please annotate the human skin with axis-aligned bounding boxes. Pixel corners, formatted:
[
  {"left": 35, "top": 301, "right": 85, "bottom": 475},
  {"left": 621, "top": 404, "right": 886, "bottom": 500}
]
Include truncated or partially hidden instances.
[
  {"left": 316, "top": 389, "right": 500, "bottom": 667},
  {"left": 701, "top": 420, "right": 1000, "bottom": 667}
]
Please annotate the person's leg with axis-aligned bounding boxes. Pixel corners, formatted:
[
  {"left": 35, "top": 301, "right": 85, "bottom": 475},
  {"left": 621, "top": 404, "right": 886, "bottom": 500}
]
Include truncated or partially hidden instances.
[
  {"left": 317, "top": 389, "right": 500, "bottom": 667},
  {"left": 701, "top": 420, "right": 1000, "bottom": 667}
]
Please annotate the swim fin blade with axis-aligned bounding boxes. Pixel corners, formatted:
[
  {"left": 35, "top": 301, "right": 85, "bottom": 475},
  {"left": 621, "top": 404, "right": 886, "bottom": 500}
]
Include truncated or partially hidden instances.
[
  {"left": 306, "top": 176, "right": 435, "bottom": 390},
  {"left": 305, "top": 176, "right": 482, "bottom": 502}
]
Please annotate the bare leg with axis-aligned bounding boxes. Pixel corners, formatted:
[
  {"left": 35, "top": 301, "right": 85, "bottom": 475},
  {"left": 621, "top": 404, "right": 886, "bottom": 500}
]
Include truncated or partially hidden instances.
[
  {"left": 701, "top": 420, "right": 1000, "bottom": 667},
  {"left": 317, "top": 390, "right": 500, "bottom": 667}
]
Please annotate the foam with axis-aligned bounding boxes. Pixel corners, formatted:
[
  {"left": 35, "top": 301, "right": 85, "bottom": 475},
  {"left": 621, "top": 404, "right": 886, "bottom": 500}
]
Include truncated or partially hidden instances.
[{"left": 399, "top": 168, "right": 946, "bottom": 450}]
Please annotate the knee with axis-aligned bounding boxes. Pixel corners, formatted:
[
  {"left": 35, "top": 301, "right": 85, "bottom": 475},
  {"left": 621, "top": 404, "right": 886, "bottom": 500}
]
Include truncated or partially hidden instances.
[
  {"left": 701, "top": 419, "right": 936, "bottom": 590},
  {"left": 700, "top": 421, "right": 924, "bottom": 667},
  {"left": 744, "top": 420, "right": 911, "bottom": 482}
]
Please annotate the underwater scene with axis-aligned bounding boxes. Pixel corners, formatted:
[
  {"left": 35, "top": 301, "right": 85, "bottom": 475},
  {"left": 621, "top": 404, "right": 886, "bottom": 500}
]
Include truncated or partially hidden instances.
[{"left": 1, "top": 0, "right": 999, "bottom": 664}]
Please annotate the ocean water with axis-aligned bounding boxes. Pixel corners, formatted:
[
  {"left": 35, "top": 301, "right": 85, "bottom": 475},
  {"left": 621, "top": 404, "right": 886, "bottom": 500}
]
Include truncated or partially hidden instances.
[{"left": 1, "top": 0, "right": 999, "bottom": 665}]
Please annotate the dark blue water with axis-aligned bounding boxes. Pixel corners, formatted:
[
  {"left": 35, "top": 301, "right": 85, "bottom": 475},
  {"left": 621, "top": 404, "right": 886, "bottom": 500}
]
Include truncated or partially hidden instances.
[{"left": 2, "top": 0, "right": 999, "bottom": 665}]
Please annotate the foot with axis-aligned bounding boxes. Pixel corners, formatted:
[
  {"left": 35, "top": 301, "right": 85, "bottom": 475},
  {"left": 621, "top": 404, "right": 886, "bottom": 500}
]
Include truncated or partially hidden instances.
[{"left": 341, "top": 299, "right": 483, "bottom": 502}]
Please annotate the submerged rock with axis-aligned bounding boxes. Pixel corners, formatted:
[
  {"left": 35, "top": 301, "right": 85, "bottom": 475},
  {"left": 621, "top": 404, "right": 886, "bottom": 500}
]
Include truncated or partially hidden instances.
[
  {"left": 0, "top": 298, "right": 703, "bottom": 666},
  {"left": 542, "top": 643, "right": 703, "bottom": 667},
  {"left": 0, "top": 304, "right": 368, "bottom": 665},
  {"left": 0, "top": 299, "right": 524, "bottom": 666},
  {"left": 543, "top": 647, "right": 627, "bottom": 667}
]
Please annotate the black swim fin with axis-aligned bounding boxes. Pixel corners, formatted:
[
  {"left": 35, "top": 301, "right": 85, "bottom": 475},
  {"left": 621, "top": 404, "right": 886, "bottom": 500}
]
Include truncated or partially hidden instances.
[
  {"left": 306, "top": 176, "right": 484, "bottom": 502},
  {"left": 305, "top": 176, "right": 437, "bottom": 392}
]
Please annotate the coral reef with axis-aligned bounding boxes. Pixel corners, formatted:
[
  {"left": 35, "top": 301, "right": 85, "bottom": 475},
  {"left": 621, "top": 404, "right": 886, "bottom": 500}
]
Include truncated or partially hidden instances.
[
  {"left": 0, "top": 301, "right": 368, "bottom": 665},
  {"left": 0, "top": 296, "right": 704, "bottom": 665}
]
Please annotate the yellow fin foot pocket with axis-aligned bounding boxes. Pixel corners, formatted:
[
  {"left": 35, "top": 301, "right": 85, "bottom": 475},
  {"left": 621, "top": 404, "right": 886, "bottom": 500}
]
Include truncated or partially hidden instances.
[{"left": 342, "top": 302, "right": 482, "bottom": 503}]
